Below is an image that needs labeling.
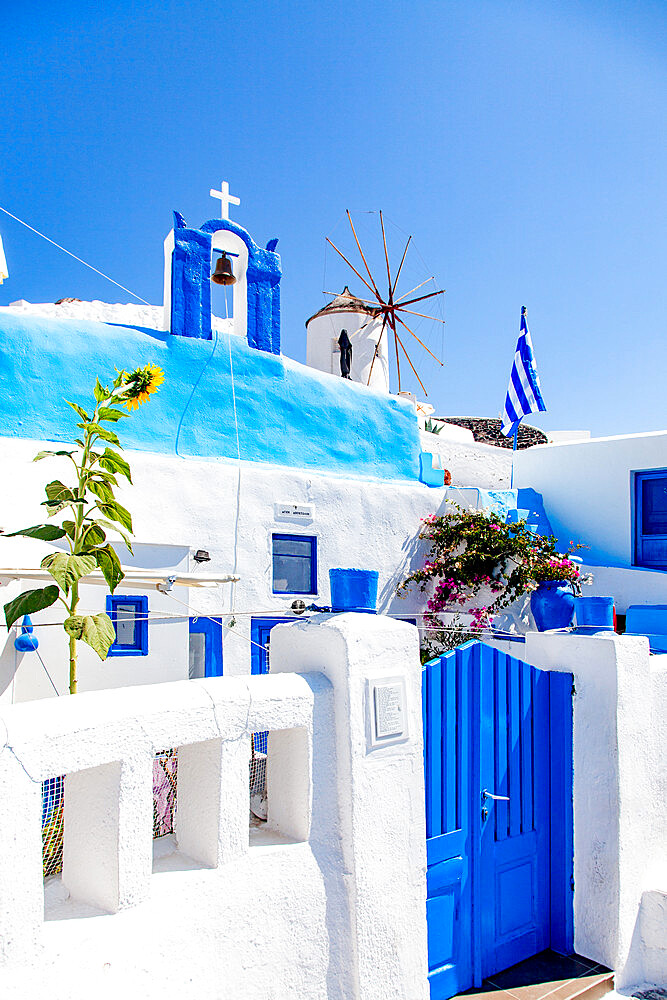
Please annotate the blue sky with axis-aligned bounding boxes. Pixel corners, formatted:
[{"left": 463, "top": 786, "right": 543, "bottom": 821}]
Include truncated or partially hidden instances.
[{"left": 1, "top": 1, "right": 665, "bottom": 436}]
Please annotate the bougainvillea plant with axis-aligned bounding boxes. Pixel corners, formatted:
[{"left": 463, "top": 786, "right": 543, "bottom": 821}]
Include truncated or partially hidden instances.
[
  {"left": 398, "top": 501, "right": 588, "bottom": 639},
  {"left": 3, "top": 364, "right": 164, "bottom": 694}
]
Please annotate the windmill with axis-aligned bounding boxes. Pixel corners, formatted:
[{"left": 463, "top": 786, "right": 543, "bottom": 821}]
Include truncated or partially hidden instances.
[{"left": 324, "top": 210, "right": 445, "bottom": 397}]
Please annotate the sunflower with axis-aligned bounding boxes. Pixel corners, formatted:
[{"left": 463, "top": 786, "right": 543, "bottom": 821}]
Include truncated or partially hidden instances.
[{"left": 122, "top": 364, "right": 165, "bottom": 411}]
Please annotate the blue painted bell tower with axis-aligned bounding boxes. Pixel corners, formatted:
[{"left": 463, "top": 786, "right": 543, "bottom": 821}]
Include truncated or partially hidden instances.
[{"left": 163, "top": 211, "right": 281, "bottom": 354}]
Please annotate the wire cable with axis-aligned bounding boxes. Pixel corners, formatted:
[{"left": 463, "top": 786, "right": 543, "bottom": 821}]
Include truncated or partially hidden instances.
[{"left": 0, "top": 204, "right": 151, "bottom": 305}]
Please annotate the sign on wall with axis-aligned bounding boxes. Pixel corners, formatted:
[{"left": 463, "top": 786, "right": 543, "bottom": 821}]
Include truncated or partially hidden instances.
[
  {"left": 366, "top": 676, "right": 409, "bottom": 750},
  {"left": 274, "top": 503, "right": 314, "bottom": 524}
]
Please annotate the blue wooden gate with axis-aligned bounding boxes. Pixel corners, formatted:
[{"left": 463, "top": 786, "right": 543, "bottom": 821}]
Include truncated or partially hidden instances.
[{"left": 423, "top": 641, "right": 573, "bottom": 998}]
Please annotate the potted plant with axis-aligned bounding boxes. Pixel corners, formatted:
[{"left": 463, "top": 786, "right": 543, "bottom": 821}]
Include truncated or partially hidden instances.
[
  {"left": 399, "top": 503, "right": 591, "bottom": 650},
  {"left": 526, "top": 551, "right": 583, "bottom": 631}
]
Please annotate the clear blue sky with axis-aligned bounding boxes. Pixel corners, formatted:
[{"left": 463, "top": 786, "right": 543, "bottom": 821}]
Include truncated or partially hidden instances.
[{"left": 1, "top": 1, "right": 665, "bottom": 436}]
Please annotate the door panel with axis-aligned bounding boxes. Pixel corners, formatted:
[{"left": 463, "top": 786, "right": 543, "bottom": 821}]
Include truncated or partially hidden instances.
[
  {"left": 635, "top": 471, "right": 667, "bottom": 569},
  {"left": 188, "top": 617, "right": 223, "bottom": 678},
  {"left": 423, "top": 645, "right": 472, "bottom": 997},
  {"left": 478, "top": 652, "right": 550, "bottom": 979},
  {"left": 423, "top": 642, "right": 573, "bottom": 999}
]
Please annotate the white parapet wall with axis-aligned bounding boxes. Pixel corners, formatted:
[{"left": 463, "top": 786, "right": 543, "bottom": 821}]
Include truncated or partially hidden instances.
[
  {"left": 419, "top": 430, "right": 513, "bottom": 487},
  {"left": 525, "top": 631, "right": 667, "bottom": 991},
  {"left": 0, "top": 613, "right": 428, "bottom": 1000}
]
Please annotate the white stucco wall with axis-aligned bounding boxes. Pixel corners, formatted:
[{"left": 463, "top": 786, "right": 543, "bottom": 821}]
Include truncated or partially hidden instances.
[
  {"left": 513, "top": 431, "right": 667, "bottom": 567},
  {"left": 0, "top": 542, "right": 191, "bottom": 703},
  {"left": 0, "top": 613, "right": 428, "bottom": 1000},
  {"left": 0, "top": 435, "right": 457, "bottom": 699},
  {"left": 419, "top": 430, "right": 513, "bottom": 487},
  {"left": 525, "top": 632, "right": 667, "bottom": 990}
]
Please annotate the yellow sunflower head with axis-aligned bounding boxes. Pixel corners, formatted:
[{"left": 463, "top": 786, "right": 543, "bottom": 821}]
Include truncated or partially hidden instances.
[{"left": 122, "top": 364, "right": 165, "bottom": 411}]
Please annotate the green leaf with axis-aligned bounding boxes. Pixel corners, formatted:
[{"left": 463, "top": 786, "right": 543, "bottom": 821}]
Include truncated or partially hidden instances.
[
  {"left": 98, "top": 500, "right": 132, "bottom": 534},
  {"left": 4, "top": 586, "right": 59, "bottom": 630},
  {"left": 80, "top": 523, "right": 106, "bottom": 547},
  {"left": 99, "top": 448, "right": 132, "bottom": 483},
  {"left": 42, "top": 498, "right": 83, "bottom": 517},
  {"left": 92, "top": 543, "right": 124, "bottom": 592},
  {"left": 45, "top": 480, "right": 75, "bottom": 504},
  {"left": 89, "top": 469, "right": 118, "bottom": 486},
  {"left": 41, "top": 481, "right": 82, "bottom": 516},
  {"left": 95, "top": 519, "right": 134, "bottom": 554},
  {"left": 66, "top": 400, "right": 90, "bottom": 421},
  {"left": 61, "top": 520, "right": 76, "bottom": 539},
  {"left": 64, "top": 613, "right": 116, "bottom": 660},
  {"left": 88, "top": 479, "right": 115, "bottom": 503},
  {"left": 91, "top": 425, "right": 122, "bottom": 448},
  {"left": 33, "top": 449, "right": 75, "bottom": 462},
  {"left": 5, "top": 524, "right": 66, "bottom": 541},
  {"left": 80, "top": 423, "right": 122, "bottom": 448},
  {"left": 93, "top": 378, "right": 110, "bottom": 403},
  {"left": 40, "top": 552, "right": 97, "bottom": 594},
  {"left": 97, "top": 406, "right": 129, "bottom": 422}
]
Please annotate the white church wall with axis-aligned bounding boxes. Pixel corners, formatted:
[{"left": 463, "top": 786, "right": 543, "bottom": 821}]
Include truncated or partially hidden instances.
[
  {"left": 0, "top": 614, "right": 429, "bottom": 1000},
  {"left": 0, "top": 435, "right": 459, "bottom": 697},
  {"left": 524, "top": 632, "right": 667, "bottom": 989}
]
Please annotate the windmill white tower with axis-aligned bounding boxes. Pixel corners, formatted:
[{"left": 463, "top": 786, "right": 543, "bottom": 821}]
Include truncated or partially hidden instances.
[{"left": 305, "top": 286, "right": 390, "bottom": 392}]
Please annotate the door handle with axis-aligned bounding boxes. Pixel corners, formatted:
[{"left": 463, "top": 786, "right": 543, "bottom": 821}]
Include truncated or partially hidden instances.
[{"left": 481, "top": 789, "right": 510, "bottom": 802}]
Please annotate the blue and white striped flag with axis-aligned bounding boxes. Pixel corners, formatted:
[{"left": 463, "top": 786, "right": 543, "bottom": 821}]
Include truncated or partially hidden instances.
[{"left": 500, "top": 306, "right": 546, "bottom": 437}]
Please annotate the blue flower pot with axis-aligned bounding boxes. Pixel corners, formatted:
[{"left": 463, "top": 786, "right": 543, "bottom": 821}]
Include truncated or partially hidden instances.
[
  {"left": 530, "top": 580, "right": 575, "bottom": 632},
  {"left": 329, "top": 568, "right": 379, "bottom": 614},
  {"left": 574, "top": 596, "right": 615, "bottom": 635}
]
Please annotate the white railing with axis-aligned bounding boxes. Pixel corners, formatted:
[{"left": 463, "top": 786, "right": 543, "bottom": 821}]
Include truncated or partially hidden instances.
[{"left": 0, "top": 614, "right": 429, "bottom": 1000}]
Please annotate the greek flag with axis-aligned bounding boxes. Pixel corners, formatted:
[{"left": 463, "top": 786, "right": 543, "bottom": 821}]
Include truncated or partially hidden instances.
[{"left": 500, "top": 307, "right": 546, "bottom": 437}]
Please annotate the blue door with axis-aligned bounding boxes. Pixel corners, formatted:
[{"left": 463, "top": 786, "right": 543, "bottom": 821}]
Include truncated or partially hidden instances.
[
  {"left": 250, "top": 617, "right": 293, "bottom": 676},
  {"left": 423, "top": 642, "right": 573, "bottom": 997},
  {"left": 635, "top": 470, "right": 667, "bottom": 569},
  {"left": 188, "top": 617, "right": 223, "bottom": 678}
]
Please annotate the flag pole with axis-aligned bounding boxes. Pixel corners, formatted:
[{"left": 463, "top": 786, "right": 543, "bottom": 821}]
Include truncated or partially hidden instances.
[{"left": 511, "top": 425, "right": 518, "bottom": 488}]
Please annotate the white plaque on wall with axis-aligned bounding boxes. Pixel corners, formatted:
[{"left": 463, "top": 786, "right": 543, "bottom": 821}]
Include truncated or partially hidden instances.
[
  {"left": 367, "top": 675, "right": 409, "bottom": 750},
  {"left": 274, "top": 503, "right": 314, "bottom": 524}
]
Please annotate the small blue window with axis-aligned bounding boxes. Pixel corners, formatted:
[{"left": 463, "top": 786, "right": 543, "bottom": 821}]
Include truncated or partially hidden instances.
[
  {"left": 272, "top": 534, "right": 317, "bottom": 595},
  {"left": 106, "top": 595, "right": 149, "bottom": 656},
  {"left": 635, "top": 470, "right": 667, "bottom": 570}
]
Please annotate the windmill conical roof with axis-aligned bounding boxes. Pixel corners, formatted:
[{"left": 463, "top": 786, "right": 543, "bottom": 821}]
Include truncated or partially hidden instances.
[{"left": 306, "top": 286, "right": 381, "bottom": 326}]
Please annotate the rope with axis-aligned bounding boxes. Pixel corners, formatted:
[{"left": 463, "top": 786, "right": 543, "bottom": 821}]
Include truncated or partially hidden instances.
[
  {"left": 226, "top": 286, "right": 242, "bottom": 614},
  {"left": 0, "top": 204, "right": 151, "bottom": 305}
]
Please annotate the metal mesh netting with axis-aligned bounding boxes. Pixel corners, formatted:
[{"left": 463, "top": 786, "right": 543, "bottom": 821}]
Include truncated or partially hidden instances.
[
  {"left": 42, "top": 776, "right": 64, "bottom": 879},
  {"left": 153, "top": 749, "right": 178, "bottom": 838},
  {"left": 249, "top": 732, "right": 268, "bottom": 822},
  {"left": 42, "top": 750, "right": 180, "bottom": 879}
]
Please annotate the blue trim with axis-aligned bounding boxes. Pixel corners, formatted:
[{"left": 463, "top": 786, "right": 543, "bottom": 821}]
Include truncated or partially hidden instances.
[
  {"left": 170, "top": 217, "right": 281, "bottom": 352},
  {"left": 189, "top": 616, "right": 223, "bottom": 677},
  {"left": 106, "top": 595, "right": 148, "bottom": 656},
  {"left": 271, "top": 534, "right": 317, "bottom": 595},
  {"left": 549, "top": 670, "right": 575, "bottom": 954},
  {"left": 634, "top": 468, "right": 667, "bottom": 570},
  {"left": 250, "top": 617, "right": 293, "bottom": 675}
]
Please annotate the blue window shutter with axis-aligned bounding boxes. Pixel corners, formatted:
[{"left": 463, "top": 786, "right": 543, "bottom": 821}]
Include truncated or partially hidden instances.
[{"left": 106, "top": 595, "right": 149, "bottom": 656}]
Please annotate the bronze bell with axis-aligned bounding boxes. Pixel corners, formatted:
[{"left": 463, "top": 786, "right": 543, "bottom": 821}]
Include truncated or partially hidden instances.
[{"left": 211, "top": 252, "right": 236, "bottom": 285}]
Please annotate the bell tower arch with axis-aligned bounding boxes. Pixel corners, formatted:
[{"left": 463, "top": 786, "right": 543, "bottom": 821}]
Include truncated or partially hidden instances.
[{"left": 162, "top": 212, "right": 281, "bottom": 354}]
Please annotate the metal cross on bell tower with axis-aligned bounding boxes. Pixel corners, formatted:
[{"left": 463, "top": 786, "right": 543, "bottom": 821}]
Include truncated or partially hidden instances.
[{"left": 209, "top": 180, "right": 241, "bottom": 220}]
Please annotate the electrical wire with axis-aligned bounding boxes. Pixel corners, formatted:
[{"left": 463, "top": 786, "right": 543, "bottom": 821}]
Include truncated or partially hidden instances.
[{"left": 0, "top": 204, "right": 151, "bottom": 305}]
